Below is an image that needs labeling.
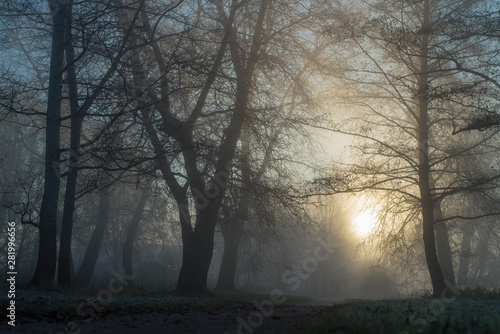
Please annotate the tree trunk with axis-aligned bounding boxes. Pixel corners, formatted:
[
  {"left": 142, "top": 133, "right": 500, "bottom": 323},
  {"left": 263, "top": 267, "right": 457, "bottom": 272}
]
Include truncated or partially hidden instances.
[
  {"left": 31, "top": 0, "right": 67, "bottom": 287},
  {"left": 417, "top": 0, "right": 446, "bottom": 298},
  {"left": 176, "top": 205, "right": 220, "bottom": 292},
  {"left": 122, "top": 187, "right": 149, "bottom": 289},
  {"left": 74, "top": 175, "right": 111, "bottom": 287},
  {"left": 434, "top": 201, "right": 456, "bottom": 287},
  {"left": 216, "top": 121, "right": 251, "bottom": 290},
  {"left": 58, "top": 0, "right": 82, "bottom": 287},
  {"left": 434, "top": 221, "right": 455, "bottom": 286},
  {"left": 420, "top": 188, "right": 446, "bottom": 297},
  {"left": 216, "top": 219, "right": 244, "bottom": 290}
]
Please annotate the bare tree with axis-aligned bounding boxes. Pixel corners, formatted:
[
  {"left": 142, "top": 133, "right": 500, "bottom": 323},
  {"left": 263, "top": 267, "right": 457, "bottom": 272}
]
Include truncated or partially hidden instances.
[
  {"left": 57, "top": 0, "right": 143, "bottom": 287},
  {"left": 112, "top": 0, "right": 274, "bottom": 291},
  {"left": 122, "top": 182, "right": 150, "bottom": 289},
  {"left": 316, "top": 0, "right": 500, "bottom": 297},
  {"left": 30, "top": 0, "right": 69, "bottom": 287}
]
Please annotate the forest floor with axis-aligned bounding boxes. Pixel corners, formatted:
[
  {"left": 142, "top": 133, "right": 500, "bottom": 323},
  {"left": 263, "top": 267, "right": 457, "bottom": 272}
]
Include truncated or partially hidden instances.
[
  {"left": 307, "top": 296, "right": 500, "bottom": 334},
  {"left": 0, "top": 287, "right": 332, "bottom": 334},
  {"left": 3, "top": 287, "right": 500, "bottom": 333}
]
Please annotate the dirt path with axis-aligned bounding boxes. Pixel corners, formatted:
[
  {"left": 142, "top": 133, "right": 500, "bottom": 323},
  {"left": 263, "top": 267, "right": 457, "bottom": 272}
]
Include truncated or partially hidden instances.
[{"left": 2, "top": 304, "right": 329, "bottom": 334}]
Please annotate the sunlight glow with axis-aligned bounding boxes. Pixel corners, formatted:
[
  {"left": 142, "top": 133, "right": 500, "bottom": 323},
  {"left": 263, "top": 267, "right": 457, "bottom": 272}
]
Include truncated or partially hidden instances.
[{"left": 353, "top": 210, "right": 377, "bottom": 237}]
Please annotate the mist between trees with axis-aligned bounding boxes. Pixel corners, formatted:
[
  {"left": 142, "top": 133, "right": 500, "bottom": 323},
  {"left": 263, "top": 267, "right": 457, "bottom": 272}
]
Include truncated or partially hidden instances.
[{"left": 1, "top": 0, "right": 500, "bottom": 299}]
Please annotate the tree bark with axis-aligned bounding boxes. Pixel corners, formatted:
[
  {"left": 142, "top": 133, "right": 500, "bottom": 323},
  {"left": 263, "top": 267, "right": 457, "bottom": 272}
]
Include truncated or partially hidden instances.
[
  {"left": 176, "top": 205, "right": 221, "bottom": 291},
  {"left": 58, "top": 0, "right": 81, "bottom": 287},
  {"left": 31, "top": 0, "right": 67, "bottom": 287},
  {"left": 216, "top": 121, "right": 251, "bottom": 290},
  {"left": 417, "top": 0, "right": 446, "bottom": 298},
  {"left": 216, "top": 224, "right": 243, "bottom": 290},
  {"left": 122, "top": 186, "right": 149, "bottom": 289},
  {"left": 420, "top": 185, "right": 446, "bottom": 297},
  {"left": 74, "top": 175, "right": 112, "bottom": 287},
  {"left": 434, "top": 201, "right": 456, "bottom": 287}
]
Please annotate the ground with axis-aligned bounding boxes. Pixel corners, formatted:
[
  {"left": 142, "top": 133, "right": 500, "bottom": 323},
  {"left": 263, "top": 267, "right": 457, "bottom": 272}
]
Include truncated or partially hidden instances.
[
  {"left": 2, "top": 304, "right": 328, "bottom": 334},
  {"left": 307, "top": 298, "right": 500, "bottom": 333},
  {"left": 3, "top": 288, "right": 500, "bottom": 333},
  {"left": 0, "top": 289, "right": 330, "bottom": 334}
]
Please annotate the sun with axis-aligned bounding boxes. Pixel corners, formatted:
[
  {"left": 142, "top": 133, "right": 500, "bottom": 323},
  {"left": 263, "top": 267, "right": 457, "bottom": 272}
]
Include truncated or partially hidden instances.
[{"left": 353, "top": 210, "right": 377, "bottom": 237}]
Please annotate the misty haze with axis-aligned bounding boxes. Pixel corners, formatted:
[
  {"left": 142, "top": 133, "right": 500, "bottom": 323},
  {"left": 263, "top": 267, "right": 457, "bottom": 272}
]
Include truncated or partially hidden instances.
[{"left": 1, "top": 0, "right": 500, "bottom": 333}]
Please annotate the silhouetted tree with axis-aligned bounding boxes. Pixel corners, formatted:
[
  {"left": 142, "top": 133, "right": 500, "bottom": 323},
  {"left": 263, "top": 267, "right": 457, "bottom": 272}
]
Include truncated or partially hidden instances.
[
  {"left": 31, "top": 0, "right": 68, "bottom": 287},
  {"left": 317, "top": 0, "right": 500, "bottom": 297},
  {"left": 113, "top": 0, "right": 274, "bottom": 291},
  {"left": 122, "top": 184, "right": 150, "bottom": 289}
]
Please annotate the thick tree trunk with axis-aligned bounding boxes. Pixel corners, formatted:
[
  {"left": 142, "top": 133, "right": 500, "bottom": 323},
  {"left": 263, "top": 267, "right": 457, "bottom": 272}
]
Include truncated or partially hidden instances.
[
  {"left": 31, "top": 0, "right": 67, "bottom": 287},
  {"left": 74, "top": 176, "right": 111, "bottom": 287},
  {"left": 434, "top": 201, "right": 456, "bottom": 287},
  {"left": 122, "top": 187, "right": 149, "bottom": 289},
  {"left": 176, "top": 206, "right": 219, "bottom": 292},
  {"left": 417, "top": 0, "right": 446, "bottom": 298}
]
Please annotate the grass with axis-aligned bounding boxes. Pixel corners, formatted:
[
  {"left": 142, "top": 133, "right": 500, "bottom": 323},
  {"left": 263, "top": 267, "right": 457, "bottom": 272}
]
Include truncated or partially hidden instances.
[
  {"left": 6, "top": 284, "right": 500, "bottom": 332},
  {"left": 1, "top": 285, "right": 310, "bottom": 322},
  {"left": 307, "top": 290, "right": 500, "bottom": 334},
  {"left": 452, "top": 286, "right": 500, "bottom": 300}
]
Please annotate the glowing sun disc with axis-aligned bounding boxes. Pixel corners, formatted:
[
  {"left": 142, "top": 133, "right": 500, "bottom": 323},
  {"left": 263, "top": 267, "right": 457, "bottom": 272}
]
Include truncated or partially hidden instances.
[{"left": 353, "top": 210, "right": 376, "bottom": 237}]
